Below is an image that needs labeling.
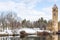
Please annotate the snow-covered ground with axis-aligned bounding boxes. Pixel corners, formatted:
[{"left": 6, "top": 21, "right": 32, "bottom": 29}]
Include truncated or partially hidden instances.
[
  {"left": 18, "top": 28, "right": 36, "bottom": 34},
  {"left": 0, "top": 32, "right": 7, "bottom": 34},
  {"left": 0, "top": 28, "right": 53, "bottom": 34},
  {"left": 4, "top": 30, "right": 13, "bottom": 34},
  {"left": 18, "top": 28, "right": 53, "bottom": 34}
]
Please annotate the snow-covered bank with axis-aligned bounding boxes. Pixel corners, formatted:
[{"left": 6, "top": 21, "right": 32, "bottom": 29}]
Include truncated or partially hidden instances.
[{"left": 0, "top": 28, "right": 53, "bottom": 35}]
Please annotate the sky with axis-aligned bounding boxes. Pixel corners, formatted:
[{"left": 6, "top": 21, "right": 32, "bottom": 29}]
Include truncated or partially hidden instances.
[{"left": 0, "top": 0, "right": 60, "bottom": 21}]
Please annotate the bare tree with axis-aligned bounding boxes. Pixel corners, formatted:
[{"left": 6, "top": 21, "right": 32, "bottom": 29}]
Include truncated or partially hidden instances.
[{"left": 0, "top": 11, "right": 21, "bottom": 31}]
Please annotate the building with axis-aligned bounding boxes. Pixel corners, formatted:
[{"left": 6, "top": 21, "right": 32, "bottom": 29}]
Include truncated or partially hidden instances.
[{"left": 52, "top": 4, "right": 58, "bottom": 32}]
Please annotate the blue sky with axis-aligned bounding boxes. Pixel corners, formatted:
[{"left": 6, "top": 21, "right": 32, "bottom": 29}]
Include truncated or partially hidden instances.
[{"left": 0, "top": 0, "right": 60, "bottom": 21}]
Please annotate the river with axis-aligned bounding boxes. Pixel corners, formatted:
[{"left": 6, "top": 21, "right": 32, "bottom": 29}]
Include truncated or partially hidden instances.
[{"left": 0, "top": 35, "right": 60, "bottom": 40}]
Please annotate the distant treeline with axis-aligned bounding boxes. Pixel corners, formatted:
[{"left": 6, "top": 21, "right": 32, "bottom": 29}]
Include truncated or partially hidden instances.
[{"left": 0, "top": 11, "right": 60, "bottom": 31}]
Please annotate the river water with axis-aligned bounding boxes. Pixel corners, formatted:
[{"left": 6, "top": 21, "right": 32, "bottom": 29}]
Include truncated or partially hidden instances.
[{"left": 0, "top": 35, "right": 59, "bottom": 40}]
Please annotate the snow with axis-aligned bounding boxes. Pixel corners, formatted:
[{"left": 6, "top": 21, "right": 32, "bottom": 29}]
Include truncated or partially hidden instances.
[
  {"left": 0, "top": 32, "right": 7, "bottom": 34},
  {"left": 35, "top": 30, "right": 44, "bottom": 32},
  {"left": 0, "top": 28, "right": 52, "bottom": 34},
  {"left": 4, "top": 30, "right": 13, "bottom": 34},
  {"left": 44, "top": 30, "right": 53, "bottom": 33},
  {"left": 33, "top": 28, "right": 44, "bottom": 32},
  {"left": 18, "top": 28, "right": 36, "bottom": 34},
  {"left": 3, "top": 27, "right": 13, "bottom": 34},
  {"left": 18, "top": 28, "right": 52, "bottom": 34},
  {"left": 18, "top": 28, "right": 47, "bottom": 34},
  {"left": 28, "top": 35, "right": 38, "bottom": 37}
]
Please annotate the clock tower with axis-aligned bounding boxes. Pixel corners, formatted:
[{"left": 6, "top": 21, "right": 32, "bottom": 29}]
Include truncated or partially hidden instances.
[{"left": 52, "top": 4, "right": 58, "bottom": 32}]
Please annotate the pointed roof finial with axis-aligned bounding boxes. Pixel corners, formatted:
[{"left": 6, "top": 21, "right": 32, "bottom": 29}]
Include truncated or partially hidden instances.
[
  {"left": 54, "top": 4, "right": 57, "bottom": 7},
  {"left": 53, "top": 4, "right": 58, "bottom": 9}
]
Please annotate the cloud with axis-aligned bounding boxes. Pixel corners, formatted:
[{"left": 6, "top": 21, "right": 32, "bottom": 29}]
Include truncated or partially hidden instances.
[
  {"left": 58, "top": 8, "right": 60, "bottom": 21},
  {"left": 46, "top": 0, "right": 58, "bottom": 2},
  {"left": 0, "top": 0, "right": 43, "bottom": 21},
  {"left": 42, "top": 6, "right": 52, "bottom": 19},
  {"left": 0, "top": 1, "right": 16, "bottom": 11},
  {"left": 17, "top": 9, "right": 47, "bottom": 21},
  {"left": 0, "top": 0, "right": 60, "bottom": 21},
  {"left": 42, "top": 4, "right": 60, "bottom": 21}
]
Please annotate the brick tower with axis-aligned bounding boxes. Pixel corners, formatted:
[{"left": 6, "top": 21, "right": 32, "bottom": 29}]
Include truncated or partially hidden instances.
[{"left": 52, "top": 4, "right": 58, "bottom": 32}]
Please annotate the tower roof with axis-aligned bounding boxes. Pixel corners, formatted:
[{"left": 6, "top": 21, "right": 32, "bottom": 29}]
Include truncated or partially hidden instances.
[{"left": 52, "top": 4, "right": 58, "bottom": 9}]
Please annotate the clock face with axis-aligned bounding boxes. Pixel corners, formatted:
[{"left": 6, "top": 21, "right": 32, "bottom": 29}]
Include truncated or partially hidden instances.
[
  {"left": 53, "top": 13, "right": 56, "bottom": 16},
  {"left": 53, "top": 9, "right": 55, "bottom": 11}
]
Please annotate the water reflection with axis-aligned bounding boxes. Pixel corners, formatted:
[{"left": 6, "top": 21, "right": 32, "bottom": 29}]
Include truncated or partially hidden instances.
[
  {"left": 0, "top": 36, "right": 20, "bottom": 40},
  {"left": 52, "top": 35, "right": 58, "bottom": 40},
  {"left": 0, "top": 35, "right": 59, "bottom": 40}
]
